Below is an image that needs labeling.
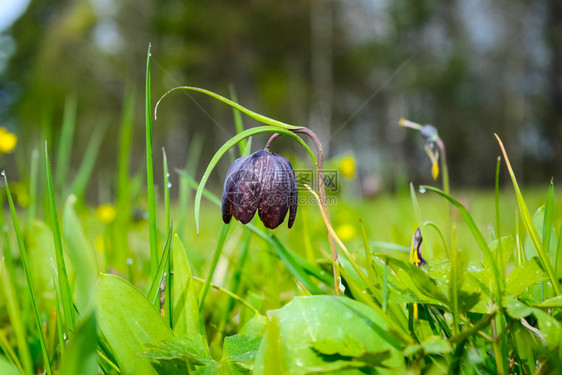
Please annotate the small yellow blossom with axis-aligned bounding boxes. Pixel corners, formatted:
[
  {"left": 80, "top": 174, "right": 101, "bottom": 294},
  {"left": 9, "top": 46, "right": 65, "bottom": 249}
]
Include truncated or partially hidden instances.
[
  {"left": 336, "top": 223, "right": 357, "bottom": 241},
  {"left": 0, "top": 127, "right": 17, "bottom": 153},
  {"left": 96, "top": 204, "right": 116, "bottom": 225},
  {"left": 338, "top": 156, "right": 356, "bottom": 179},
  {"left": 424, "top": 144, "right": 439, "bottom": 180}
]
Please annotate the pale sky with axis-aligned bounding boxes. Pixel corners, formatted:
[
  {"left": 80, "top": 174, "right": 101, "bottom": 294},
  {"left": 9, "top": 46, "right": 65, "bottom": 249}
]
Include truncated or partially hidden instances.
[{"left": 0, "top": 0, "right": 30, "bottom": 32}]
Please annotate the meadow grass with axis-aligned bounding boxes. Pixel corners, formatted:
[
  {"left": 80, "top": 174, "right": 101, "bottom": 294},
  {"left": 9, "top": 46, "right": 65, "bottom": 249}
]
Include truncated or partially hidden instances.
[{"left": 0, "top": 48, "right": 561, "bottom": 374}]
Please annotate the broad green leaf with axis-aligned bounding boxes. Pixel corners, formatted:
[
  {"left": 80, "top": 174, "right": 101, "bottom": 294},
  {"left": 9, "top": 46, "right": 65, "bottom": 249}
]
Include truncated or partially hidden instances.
[
  {"left": 534, "top": 294, "right": 562, "bottom": 308},
  {"left": 62, "top": 196, "right": 98, "bottom": 313},
  {"left": 404, "top": 335, "right": 452, "bottom": 356},
  {"left": 239, "top": 314, "right": 268, "bottom": 337},
  {"left": 254, "top": 296, "right": 405, "bottom": 374},
  {"left": 172, "top": 234, "right": 201, "bottom": 336},
  {"left": 502, "top": 296, "right": 532, "bottom": 319},
  {"left": 532, "top": 308, "right": 562, "bottom": 350},
  {"left": 510, "top": 321, "right": 536, "bottom": 374},
  {"left": 0, "top": 357, "right": 22, "bottom": 375},
  {"left": 505, "top": 257, "right": 547, "bottom": 296},
  {"left": 223, "top": 334, "right": 262, "bottom": 367},
  {"left": 59, "top": 313, "right": 97, "bottom": 375},
  {"left": 380, "top": 255, "right": 449, "bottom": 307},
  {"left": 97, "top": 274, "right": 173, "bottom": 375},
  {"left": 140, "top": 334, "right": 213, "bottom": 365}
]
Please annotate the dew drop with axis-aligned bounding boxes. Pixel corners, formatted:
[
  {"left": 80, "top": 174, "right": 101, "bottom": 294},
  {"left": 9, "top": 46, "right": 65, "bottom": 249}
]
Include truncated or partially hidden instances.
[
  {"left": 419, "top": 186, "right": 426, "bottom": 194},
  {"left": 166, "top": 172, "right": 170, "bottom": 178},
  {"left": 1, "top": 171, "right": 5, "bottom": 177},
  {"left": 126, "top": 258, "right": 133, "bottom": 265},
  {"left": 167, "top": 182, "right": 172, "bottom": 188}
]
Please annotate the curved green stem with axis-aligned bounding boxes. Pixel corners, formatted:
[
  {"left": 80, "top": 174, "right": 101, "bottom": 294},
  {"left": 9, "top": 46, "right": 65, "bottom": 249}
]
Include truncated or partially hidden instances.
[{"left": 155, "top": 86, "right": 301, "bottom": 130}]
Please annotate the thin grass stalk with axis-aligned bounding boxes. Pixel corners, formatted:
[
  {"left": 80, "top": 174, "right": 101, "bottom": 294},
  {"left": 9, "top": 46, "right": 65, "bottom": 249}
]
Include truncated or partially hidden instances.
[
  {"left": 494, "top": 157, "right": 505, "bottom": 281},
  {"left": 55, "top": 96, "right": 77, "bottom": 195},
  {"left": 163, "top": 148, "right": 173, "bottom": 327},
  {"left": 45, "top": 142, "right": 76, "bottom": 331},
  {"left": 0, "top": 261, "right": 33, "bottom": 375},
  {"left": 542, "top": 181, "right": 554, "bottom": 300},
  {"left": 116, "top": 88, "right": 135, "bottom": 259},
  {"left": 495, "top": 134, "right": 560, "bottom": 295},
  {"left": 50, "top": 264, "right": 65, "bottom": 358},
  {"left": 26, "top": 149, "right": 39, "bottom": 235},
  {"left": 199, "top": 223, "right": 230, "bottom": 313},
  {"left": 3, "top": 173, "right": 52, "bottom": 375},
  {"left": 450, "top": 225, "right": 459, "bottom": 336},
  {"left": 146, "top": 44, "right": 158, "bottom": 279},
  {"left": 192, "top": 276, "right": 260, "bottom": 316}
]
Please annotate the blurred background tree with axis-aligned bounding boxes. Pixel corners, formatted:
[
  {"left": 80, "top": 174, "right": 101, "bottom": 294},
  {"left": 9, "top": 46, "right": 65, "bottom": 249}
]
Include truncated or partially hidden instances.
[{"left": 0, "top": 0, "right": 560, "bottom": 199}]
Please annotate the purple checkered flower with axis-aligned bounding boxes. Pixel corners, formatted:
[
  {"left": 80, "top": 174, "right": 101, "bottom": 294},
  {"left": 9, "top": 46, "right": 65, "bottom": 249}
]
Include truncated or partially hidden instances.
[{"left": 222, "top": 150, "right": 298, "bottom": 229}]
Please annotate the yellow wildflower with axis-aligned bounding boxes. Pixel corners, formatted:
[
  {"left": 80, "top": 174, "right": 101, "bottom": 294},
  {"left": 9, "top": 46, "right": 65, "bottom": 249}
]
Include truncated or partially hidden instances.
[
  {"left": 96, "top": 204, "right": 116, "bottom": 225},
  {"left": 338, "top": 156, "right": 356, "bottom": 179},
  {"left": 0, "top": 127, "right": 17, "bottom": 153},
  {"left": 336, "top": 223, "right": 357, "bottom": 241}
]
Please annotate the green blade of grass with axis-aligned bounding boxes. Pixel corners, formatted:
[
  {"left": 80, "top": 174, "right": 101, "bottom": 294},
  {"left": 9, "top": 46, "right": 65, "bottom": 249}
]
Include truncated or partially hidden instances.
[
  {"left": 146, "top": 43, "right": 158, "bottom": 279},
  {"left": 55, "top": 96, "right": 77, "bottom": 195},
  {"left": 147, "top": 224, "right": 174, "bottom": 307},
  {"left": 162, "top": 148, "right": 172, "bottom": 327},
  {"left": 543, "top": 180, "right": 554, "bottom": 269},
  {"left": 115, "top": 88, "right": 135, "bottom": 257},
  {"left": 199, "top": 222, "right": 231, "bottom": 313},
  {"left": 70, "top": 121, "right": 108, "bottom": 200},
  {"left": 494, "top": 156, "right": 505, "bottom": 281},
  {"left": 45, "top": 142, "right": 76, "bottom": 330},
  {"left": 3, "top": 173, "right": 52, "bottom": 375},
  {"left": 421, "top": 185, "right": 504, "bottom": 299},
  {"left": 193, "top": 126, "right": 316, "bottom": 234},
  {"left": 155, "top": 86, "right": 301, "bottom": 130},
  {"left": 494, "top": 134, "right": 560, "bottom": 295},
  {"left": 26, "top": 149, "right": 39, "bottom": 235},
  {"left": 0, "top": 261, "right": 32, "bottom": 375},
  {"left": 178, "top": 133, "right": 203, "bottom": 240}
]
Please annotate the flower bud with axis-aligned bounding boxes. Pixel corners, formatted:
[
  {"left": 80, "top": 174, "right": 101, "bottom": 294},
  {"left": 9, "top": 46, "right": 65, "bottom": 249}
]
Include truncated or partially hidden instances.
[{"left": 222, "top": 150, "right": 298, "bottom": 229}]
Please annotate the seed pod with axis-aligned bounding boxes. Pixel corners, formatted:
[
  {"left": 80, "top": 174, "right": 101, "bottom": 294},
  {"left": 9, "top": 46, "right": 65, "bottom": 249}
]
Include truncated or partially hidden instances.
[{"left": 222, "top": 150, "right": 298, "bottom": 229}]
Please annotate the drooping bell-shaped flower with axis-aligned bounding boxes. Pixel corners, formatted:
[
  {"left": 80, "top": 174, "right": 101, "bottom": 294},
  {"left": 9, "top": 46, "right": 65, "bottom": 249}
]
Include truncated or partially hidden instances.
[{"left": 222, "top": 150, "right": 298, "bottom": 229}]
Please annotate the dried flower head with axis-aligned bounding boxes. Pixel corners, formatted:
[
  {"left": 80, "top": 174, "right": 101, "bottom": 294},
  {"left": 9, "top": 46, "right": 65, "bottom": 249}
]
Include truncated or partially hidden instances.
[{"left": 222, "top": 150, "right": 298, "bottom": 229}]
